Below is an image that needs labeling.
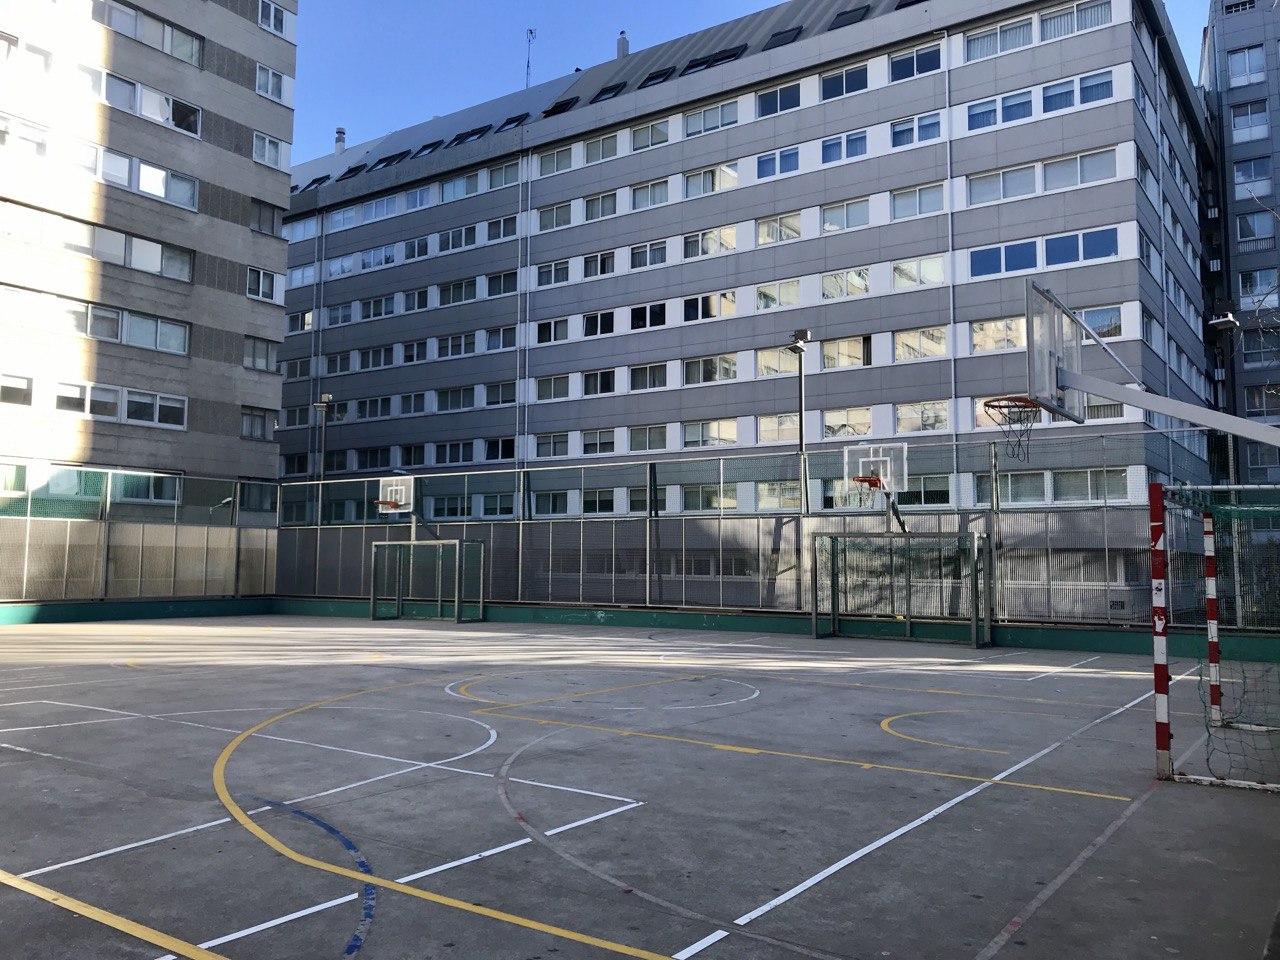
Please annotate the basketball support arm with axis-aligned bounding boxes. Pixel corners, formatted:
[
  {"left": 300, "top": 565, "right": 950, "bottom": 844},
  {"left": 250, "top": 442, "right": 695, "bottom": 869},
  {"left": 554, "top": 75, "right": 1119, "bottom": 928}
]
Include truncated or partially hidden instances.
[{"left": 1058, "top": 369, "right": 1280, "bottom": 449}]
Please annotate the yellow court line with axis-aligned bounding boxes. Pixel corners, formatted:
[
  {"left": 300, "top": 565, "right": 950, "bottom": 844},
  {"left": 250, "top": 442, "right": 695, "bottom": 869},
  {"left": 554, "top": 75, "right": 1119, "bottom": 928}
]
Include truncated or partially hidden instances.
[
  {"left": 788, "top": 677, "right": 1203, "bottom": 717},
  {"left": 879, "top": 711, "right": 1009, "bottom": 755},
  {"left": 0, "top": 868, "right": 229, "bottom": 959},
  {"left": 454, "top": 677, "right": 500, "bottom": 703},
  {"left": 212, "top": 685, "right": 671, "bottom": 960},
  {"left": 471, "top": 674, "right": 703, "bottom": 714},
  {"left": 484, "top": 710, "right": 1131, "bottom": 802}
]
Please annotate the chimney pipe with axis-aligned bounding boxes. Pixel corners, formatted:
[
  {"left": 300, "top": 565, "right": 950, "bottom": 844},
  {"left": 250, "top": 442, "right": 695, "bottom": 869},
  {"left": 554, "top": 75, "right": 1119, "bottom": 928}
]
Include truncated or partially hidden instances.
[
  {"left": 335, "top": 127, "right": 346, "bottom": 155},
  {"left": 617, "top": 30, "right": 629, "bottom": 59}
]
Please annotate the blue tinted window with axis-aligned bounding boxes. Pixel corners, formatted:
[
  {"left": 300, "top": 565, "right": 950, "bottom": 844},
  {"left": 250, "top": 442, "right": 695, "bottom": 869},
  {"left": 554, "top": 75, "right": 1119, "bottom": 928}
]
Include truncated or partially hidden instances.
[
  {"left": 757, "top": 90, "right": 779, "bottom": 116},
  {"left": 822, "top": 138, "right": 842, "bottom": 163},
  {"left": 890, "top": 52, "right": 914, "bottom": 81},
  {"left": 778, "top": 84, "right": 801, "bottom": 111},
  {"left": 821, "top": 74, "right": 844, "bottom": 100},
  {"left": 918, "top": 114, "right": 941, "bottom": 140},
  {"left": 1045, "top": 234, "right": 1080, "bottom": 265},
  {"left": 1082, "top": 228, "right": 1118, "bottom": 259},
  {"left": 891, "top": 121, "right": 914, "bottom": 147},
  {"left": 970, "top": 247, "right": 1002, "bottom": 277},
  {"left": 846, "top": 132, "right": 867, "bottom": 156},
  {"left": 915, "top": 45, "right": 941, "bottom": 74},
  {"left": 968, "top": 101, "right": 997, "bottom": 130},
  {"left": 757, "top": 154, "right": 777, "bottom": 178},
  {"left": 1004, "top": 241, "right": 1037, "bottom": 272},
  {"left": 1002, "top": 91, "right": 1032, "bottom": 122},
  {"left": 779, "top": 148, "right": 799, "bottom": 174}
]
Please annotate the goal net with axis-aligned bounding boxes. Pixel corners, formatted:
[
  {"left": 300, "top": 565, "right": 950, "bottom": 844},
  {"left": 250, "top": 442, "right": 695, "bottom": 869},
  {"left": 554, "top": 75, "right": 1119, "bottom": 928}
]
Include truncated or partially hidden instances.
[{"left": 1160, "top": 486, "right": 1280, "bottom": 791}]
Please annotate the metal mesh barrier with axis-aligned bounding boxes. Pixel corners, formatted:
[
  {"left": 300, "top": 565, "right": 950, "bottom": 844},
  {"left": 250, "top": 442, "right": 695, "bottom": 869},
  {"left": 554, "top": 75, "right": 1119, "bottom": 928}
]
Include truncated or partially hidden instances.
[
  {"left": 0, "top": 465, "right": 278, "bottom": 603},
  {"left": 370, "top": 540, "right": 485, "bottom": 621}
]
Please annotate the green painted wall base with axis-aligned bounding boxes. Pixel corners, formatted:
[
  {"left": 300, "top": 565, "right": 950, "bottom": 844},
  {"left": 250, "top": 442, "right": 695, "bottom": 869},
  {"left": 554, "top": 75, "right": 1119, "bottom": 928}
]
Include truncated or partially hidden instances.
[{"left": 2, "top": 597, "right": 1277, "bottom": 663}]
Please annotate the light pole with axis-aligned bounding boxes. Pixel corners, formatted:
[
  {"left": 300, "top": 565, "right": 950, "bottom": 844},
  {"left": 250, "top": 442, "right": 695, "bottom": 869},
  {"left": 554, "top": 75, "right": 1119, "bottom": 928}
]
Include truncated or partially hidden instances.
[
  {"left": 313, "top": 393, "right": 333, "bottom": 482},
  {"left": 208, "top": 496, "right": 234, "bottom": 524},
  {"left": 785, "top": 329, "right": 812, "bottom": 515}
]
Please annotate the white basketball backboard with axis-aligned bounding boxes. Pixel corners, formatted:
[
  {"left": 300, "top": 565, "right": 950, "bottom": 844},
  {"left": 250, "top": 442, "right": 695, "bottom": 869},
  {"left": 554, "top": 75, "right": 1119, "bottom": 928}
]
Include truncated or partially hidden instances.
[
  {"left": 1026, "top": 281, "right": 1085, "bottom": 424},
  {"left": 377, "top": 477, "right": 411, "bottom": 514},
  {"left": 841, "top": 443, "right": 908, "bottom": 495}
]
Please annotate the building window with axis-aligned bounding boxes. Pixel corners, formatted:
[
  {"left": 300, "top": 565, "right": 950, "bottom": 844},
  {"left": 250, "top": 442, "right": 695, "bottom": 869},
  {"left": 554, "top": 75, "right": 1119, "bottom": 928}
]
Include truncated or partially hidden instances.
[
  {"left": 898, "top": 476, "right": 952, "bottom": 507},
  {"left": 821, "top": 63, "right": 868, "bottom": 100},
  {"left": 1231, "top": 100, "right": 1269, "bottom": 143},
  {"left": 584, "top": 311, "right": 614, "bottom": 337},
  {"left": 968, "top": 100, "right": 998, "bottom": 130},
  {"left": 892, "top": 255, "right": 945, "bottom": 290},
  {"left": 487, "top": 272, "right": 517, "bottom": 296},
  {"left": 822, "top": 336, "right": 870, "bottom": 370},
  {"left": 891, "top": 113, "right": 941, "bottom": 147},
  {"left": 538, "top": 146, "right": 572, "bottom": 176},
  {"left": 1002, "top": 90, "right": 1033, "bottom": 123},
  {"left": 537, "top": 319, "right": 568, "bottom": 343},
  {"left": 488, "top": 161, "right": 519, "bottom": 187},
  {"left": 630, "top": 425, "right": 667, "bottom": 451},
  {"left": 630, "top": 363, "right": 667, "bottom": 390},
  {"left": 537, "top": 260, "right": 570, "bottom": 287},
  {"left": 538, "top": 202, "right": 571, "bottom": 231},
  {"left": 820, "top": 131, "right": 866, "bottom": 164},
  {"left": 436, "top": 387, "right": 474, "bottom": 412},
  {"left": 243, "top": 336, "right": 277, "bottom": 371},
  {"left": 533, "top": 492, "right": 568, "bottom": 515},
  {"left": 631, "top": 120, "right": 669, "bottom": 150},
  {"left": 582, "top": 489, "right": 615, "bottom": 514},
  {"left": 631, "top": 241, "right": 667, "bottom": 269},
  {"left": 434, "top": 442, "right": 473, "bottom": 466},
  {"left": 894, "top": 326, "right": 948, "bottom": 361},
  {"left": 437, "top": 333, "right": 476, "bottom": 358},
  {"left": 1081, "top": 305, "right": 1122, "bottom": 339},
  {"left": 1235, "top": 157, "right": 1272, "bottom": 200},
  {"left": 964, "top": 18, "right": 1033, "bottom": 61},
  {"left": 756, "top": 83, "right": 800, "bottom": 117},
  {"left": 823, "top": 406, "right": 871, "bottom": 439},
  {"left": 682, "top": 419, "right": 737, "bottom": 448},
  {"left": 758, "top": 415, "right": 800, "bottom": 444},
  {"left": 756, "top": 348, "right": 799, "bottom": 378},
  {"left": 250, "top": 199, "right": 283, "bottom": 236},
  {"left": 895, "top": 400, "right": 949, "bottom": 433},
  {"left": 536, "top": 376, "right": 569, "bottom": 401},
  {"left": 685, "top": 101, "right": 738, "bottom": 136},
  {"left": 584, "top": 251, "right": 616, "bottom": 278},
  {"left": 487, "top": 382, "right": 516, "bottom": 406},
  {"left": 0, "top": 374, "right": 33, "bottom": 406},
  {"left": 484, "top": 439, "right": 516, "bottom": 463},
  {"left": 822, "top": 198, "right": 869, "bottom": 233},
  {"left": 439, "top": 225, "right": 476, "bottom": 252},
  {"left": 252, "top": 132, "right": 288, "bottom": 169},
  {"left": 246, "top": 267, "right": 280, "bottom": 301},
  {"left": 967, "top": 165, "right": 1035, "bottom": 205},
  {"left": 488, "top": 215, "right": 517, "bottom": 240},
  {"left": 889, "top": 44, "right": 941, "bottom": 82},
  {"left": 684, "top": 355, "right": 736, "bottom": 386},
  {"left": 258, "top": 0, "right": 286, "bottom": 34},
  {"left": 585, "top": 133, "right": 618, "bottom": 164},
  {"left": 1042, "top": 79, "right": 1075, "bottom": 112},
  {"left": 536, "top": 434, "right": 569, "bottom": 458},
  {"left": 632, "top": 179, "right": 669, "bottom": 209},
  {"left": 683, "top": 291, "right": 736, "bottom": 322},
  {"left": 1078, "top": 70, "right": 1113, "bottom": 104},
  {"left": 125, "top": 390, "right": 187, "bottom": 428},
  {"left": 891, "top": 184, "right": 944, "bottom": 220},
  {"left": 585, "top": 191, "right": 617, "bottom": 221},
  {"left": 629, "top": 486, "right": 667, "bottom": 514},
  {"left": 441, "top": 172, "right": 479, "bottom": 202},
  {"left": 631, "top": 303, "right": 669, "bottom": 330},
  {"left": 756, "top": 279, "right": 800, "bottom": 311},
  {"left": 972, "top": 317, "right": 1025, "bottom": 352},
  {"left": 757, "top": 212, "right": 802, "bottom": 246},
  {"left": 583, "top": 370, "right": 616, "bottom": 396},
  {"left": 757, "top": 147, "right": 799, "bottom": 179},
  {"left": 486, "top": 325, "right": 516, "bottom": 350},
  {"left": 820, "top": 267, "right": 870, "bottom": 300},
  {"left": 683, "top": 483, "right": 735, "bottom": 511},
  {"left": 969, "top": 240, "right": 1038, "bottom": 277},
  {"left": 240, "top": 407, "right": 273, "bottom": 441},
  {"left": 684, "top": 226, "right": 737, "bottom": 258},
  {"left": 256, "top": 64, "right": 285, "bottom": 101},
  {"left": 582, "top": 430, "right": 616, "bottom": 455},
  {"left": 1041, "top": 0, "right": 1111, "bottom": 41},
  {"left": 685, "top": 163, "right": 738, "bottom": 199}
]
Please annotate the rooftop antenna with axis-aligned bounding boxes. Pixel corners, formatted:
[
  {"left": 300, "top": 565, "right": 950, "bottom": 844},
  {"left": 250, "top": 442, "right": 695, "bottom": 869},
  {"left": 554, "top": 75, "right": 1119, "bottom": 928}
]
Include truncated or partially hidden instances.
[{"left": 526, "top": 28, "right": 536, "bottom": 90}]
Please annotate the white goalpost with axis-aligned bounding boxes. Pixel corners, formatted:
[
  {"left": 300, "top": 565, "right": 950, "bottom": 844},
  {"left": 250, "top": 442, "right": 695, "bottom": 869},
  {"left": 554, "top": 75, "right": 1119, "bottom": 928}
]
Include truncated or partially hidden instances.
[{"left": 1004, "top": 282, "right": 1280, "bottom": 788}]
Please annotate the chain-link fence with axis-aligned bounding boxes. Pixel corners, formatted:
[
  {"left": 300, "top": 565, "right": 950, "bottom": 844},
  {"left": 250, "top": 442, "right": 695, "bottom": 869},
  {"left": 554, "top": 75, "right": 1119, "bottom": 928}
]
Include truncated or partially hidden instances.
[{"left": 0, "top": 463, "right": 277, "bottom": 602}]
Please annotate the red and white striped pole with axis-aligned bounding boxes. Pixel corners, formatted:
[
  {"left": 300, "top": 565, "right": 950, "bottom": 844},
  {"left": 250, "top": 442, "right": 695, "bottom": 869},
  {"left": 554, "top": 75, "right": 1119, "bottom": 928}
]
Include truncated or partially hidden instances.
[
  {"left": 1150, "top": 482, "right": 1172, "bottom": 780},
  {"left": 1203, "top": 511, "right": 1223, "bottom": 726}
]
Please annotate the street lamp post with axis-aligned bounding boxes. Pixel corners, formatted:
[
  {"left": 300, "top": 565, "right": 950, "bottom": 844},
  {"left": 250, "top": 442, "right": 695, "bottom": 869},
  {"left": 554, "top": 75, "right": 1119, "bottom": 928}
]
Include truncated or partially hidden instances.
[
  {"left": 313, "top": 393, "right": 333, "bottom": 482},
  {"left": 785, "top": 329, "right": 812, "bottom": 516}
]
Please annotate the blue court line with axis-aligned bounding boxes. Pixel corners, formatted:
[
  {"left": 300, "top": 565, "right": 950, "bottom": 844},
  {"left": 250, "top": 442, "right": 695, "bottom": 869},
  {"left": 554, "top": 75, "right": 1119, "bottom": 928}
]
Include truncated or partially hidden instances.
[{"left": 261, "top": 800, "right": 377, "bottom": 956}]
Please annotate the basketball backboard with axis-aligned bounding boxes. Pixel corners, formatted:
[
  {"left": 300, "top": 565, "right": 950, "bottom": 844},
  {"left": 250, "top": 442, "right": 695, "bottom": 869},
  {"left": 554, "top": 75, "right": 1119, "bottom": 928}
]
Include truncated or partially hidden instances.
[
  {"left": 841, "top": 443, "right": 908, "bottom": 495},
  {"left": 376, "top": 477, "right": 412, "bottom": 514},
  {"left": 1025, "top": 281, "right": 1085, "bottom": 424}
]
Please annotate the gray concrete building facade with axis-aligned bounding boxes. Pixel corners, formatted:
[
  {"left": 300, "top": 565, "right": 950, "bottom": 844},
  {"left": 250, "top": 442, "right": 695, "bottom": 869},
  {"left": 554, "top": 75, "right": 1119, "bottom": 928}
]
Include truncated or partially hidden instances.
[
  {"left": 1202, "top": 0, "right": 1280, "bottom": 484},
  {"left": 282, "top": 0, "right": 1216, "bottom": 521},
  {"left": 0, "top": 0, "right": 295, "bottom": 486}
]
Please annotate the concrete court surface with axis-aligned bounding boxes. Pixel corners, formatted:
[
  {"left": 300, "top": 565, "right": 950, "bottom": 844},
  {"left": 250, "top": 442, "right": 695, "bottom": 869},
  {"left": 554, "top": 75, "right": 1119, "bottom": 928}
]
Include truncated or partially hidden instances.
[{"left": 0, "top": 617, "right": 1274, "bottom": 960}]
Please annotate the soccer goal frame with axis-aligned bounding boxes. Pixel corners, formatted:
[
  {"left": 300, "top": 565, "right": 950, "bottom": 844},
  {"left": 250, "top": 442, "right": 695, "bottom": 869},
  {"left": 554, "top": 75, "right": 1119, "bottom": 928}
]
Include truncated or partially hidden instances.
[
  {"left": 370, "top": 540, "right": 486, "bottom": 623},
  {"left": 1151, "top": 483, "right": 1280, "bottom": 792},
  {"left": 811, "top": 531, "right": 990, "bottom": 646}
]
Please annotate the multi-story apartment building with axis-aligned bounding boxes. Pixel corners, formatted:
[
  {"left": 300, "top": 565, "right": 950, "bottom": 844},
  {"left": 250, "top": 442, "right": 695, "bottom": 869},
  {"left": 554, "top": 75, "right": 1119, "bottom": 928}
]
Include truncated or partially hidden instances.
[
  {"left": 0, "top": 0, "right": 294, "bottom": 488},
  {"left": 282, "top": 0, "right": 1216, "bottom": 521},
  {"left": 1203, "top": 0, "right": 1280, "bottom": 483}
]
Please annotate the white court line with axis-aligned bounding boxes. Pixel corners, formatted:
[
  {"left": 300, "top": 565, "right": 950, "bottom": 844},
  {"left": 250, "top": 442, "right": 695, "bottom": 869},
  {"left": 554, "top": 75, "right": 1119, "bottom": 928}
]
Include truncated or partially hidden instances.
[
  {"left": 673, "top": 664, "right": 1200, "bottom": 957},
  {"left": 610, "top": 679, "right": 762, "bottom": 712},
  {"left": 674, "top": 930, "right": 731, "bottom": 958},
  {"left": 1024, "top": 656, "right": 1102, "bottom": 682},
  {"left": 0, "top": 716, "right": 137, "bottom": 734},
  {"left": 150, "top": 801, "right": 644, "bottom": 960},
  {"left": 426, "top": 762, "right": 640, "bottom": 804}
]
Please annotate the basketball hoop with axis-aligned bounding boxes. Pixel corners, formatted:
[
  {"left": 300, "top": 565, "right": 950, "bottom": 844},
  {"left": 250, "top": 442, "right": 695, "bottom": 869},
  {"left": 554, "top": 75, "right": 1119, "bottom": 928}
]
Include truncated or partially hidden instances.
[
  {"left": 984, "top": 396, "right": 1042, "bottom": 462},
  {"left": 374, "top": 499, "right": 405, "bottom": 514},
  {"left": 850, "top": 475, "right": 883, "bottom": 491}
]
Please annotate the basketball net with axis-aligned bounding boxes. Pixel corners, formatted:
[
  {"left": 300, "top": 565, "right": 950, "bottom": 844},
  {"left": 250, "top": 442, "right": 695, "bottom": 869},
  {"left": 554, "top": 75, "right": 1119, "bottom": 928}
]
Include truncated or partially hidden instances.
[{"left": 984, "top": 397, "right": 1041, "bottom": 462}]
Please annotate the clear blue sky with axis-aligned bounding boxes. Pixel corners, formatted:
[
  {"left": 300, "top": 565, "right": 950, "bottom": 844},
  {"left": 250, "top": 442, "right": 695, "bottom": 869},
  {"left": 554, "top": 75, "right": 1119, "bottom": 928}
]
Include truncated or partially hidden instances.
[{"left": 293, "top": 0, "right": 1212, "bottom": 164}]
